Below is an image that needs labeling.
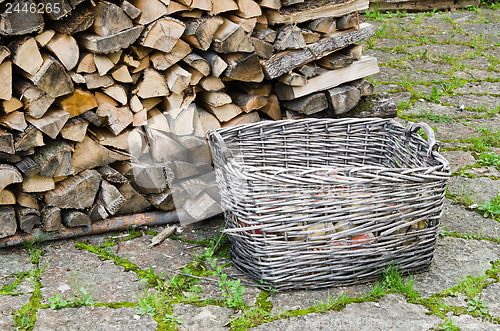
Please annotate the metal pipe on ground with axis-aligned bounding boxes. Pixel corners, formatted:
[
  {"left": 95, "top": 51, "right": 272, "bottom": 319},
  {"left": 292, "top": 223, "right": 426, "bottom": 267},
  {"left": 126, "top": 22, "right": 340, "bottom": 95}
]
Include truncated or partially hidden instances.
[{"left": 0, "top": 210, "right": 183, "bottom": 248}]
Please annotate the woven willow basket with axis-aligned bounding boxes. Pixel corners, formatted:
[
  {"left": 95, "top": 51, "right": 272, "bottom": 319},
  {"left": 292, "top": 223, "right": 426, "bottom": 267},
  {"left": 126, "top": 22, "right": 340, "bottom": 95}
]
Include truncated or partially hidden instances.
[{"left": 207, "top": 118, "right": 450, "bottom": 290}]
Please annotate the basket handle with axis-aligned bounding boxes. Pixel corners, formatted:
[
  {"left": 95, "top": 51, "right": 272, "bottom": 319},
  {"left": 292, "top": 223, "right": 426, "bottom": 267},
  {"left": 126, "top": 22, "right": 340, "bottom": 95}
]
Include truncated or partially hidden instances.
[
  {"left": 211, "top": 131, "right": 234, "bottom": 162},
  {"left": 404, "top": 121, "right": 440, "bottom": 157}
]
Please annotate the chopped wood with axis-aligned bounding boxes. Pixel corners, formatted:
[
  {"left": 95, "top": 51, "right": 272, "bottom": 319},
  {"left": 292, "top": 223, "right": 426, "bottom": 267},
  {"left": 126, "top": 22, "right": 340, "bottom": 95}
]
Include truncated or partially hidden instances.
[
  {"left": 274, "top": 25, "right": 306, "bottom": 51},
  {"left": 255, "top": 14, "right": 268, "bottom": 30},
  {"left": 2, "top": 98, "right": 23, "bottom": 115},
  {"left": 87, "top": 201, "right": 109, "bottom": 221},
  {"left": 339, "top": 44, "right": 363, "bottom": 60},
  {"left": 0, "top": 111, "right": 27, "bottom": 132},
  {"left": 0, "top": 190, "right": 15, "bottom": 205},
  {"left": 92, "top": 1, "right": 134, "bottom": 37},
  {"left": 212, "top": 18, "right": 254, "bottom": 53},
  {"left": 252, "top": 29, "right": 277, "bottom": 43},
  {"left": 297, "top": 64, "right": 326, "bottom": 78},
  {"left": 0, "top": 129, "right": 13, "bottom": 154},
  {"left": 326, "top": 84, "right": 361, "bottom": 115},
  {"left": 350, "top": 78, "right": 374, "bottom": 96},
  {"left": 166, "top": 0, "right": 190, "bottom": 14},
  {"left": 44, "top": 169, "right": 101, "bottom": 209},
  {"left": 282, "top": 92, "right": 328, "bottom": 115},
  {"left": 282, "top": 0, "right": 304, "bottom": 5},
  {"left": 97, "top": 165, "right": 128, "bottom": 184},
  {"left": 164, "top": 88, "right": 196, "bottom": 112},
  {"left": 10, "top": 37, "right": 43, "bottom": 76},
  {"left": 111, "top": 64, "right": 133, "bottom": 83},
  {"left": 0, "top": 46, "right": 10, "bottom": 64},
  {"left": 57, "top": 89, "right": 98, "bottom": 118},
  {"left": 46, "top": 34, "right": 80, "bottom": 71},
  {"left": 198, "top": 51, "right": 227, "bottom": 78},
  {"left": 165, "top": 64, "right": 192, "bottom": 94},
  {"left": 147, "top": 108, "right": 171, "bottom": 132},
  {"left": 146, "top": 190, "right": 175, "bottom": 211},
  {"left": 102, "top": 84, "right": 128, "bottom": 105},
  {"left": 115, "top": 182, "right": 150, "bottom": 214},
  {"left": 236, "top": 0, "right": 262, "bottom": 18},
  {"left": 150, "top": 39, "right": 192, "bottom": 70},
  {"left": 265, "top": 0, "right": 369, "bottom": 25},
  {"left": 14, "top": 79, "right": 55, "bottom": 119},
  {"left": 263, "top": 23, "right": 375, "bottom": 79},
  {"left": 275, "top": 56, "right": 379, "bottom": 100},
  {"left": 94, "top": 54, "right": 115, "bottom": 75},
  {"left": 184, "top": 65, "right": 204, "bottom": 85},
  {"left": 0, "top": 0, "right": 44, "bottom": 35},
  {"left": 27, "top": 55, "right": 74, "bottom": 98},
  {"left": 69, "top": 71, "right": 86, "bottom": 84},
  {"left": 183, "top": 192, "right": 221, "bottom": 221},
  {"left": 258, "top": 0, "right": 281, "bottom": 9},
  {"left": 77, "top": 26, "right": 143, "bottom": 54},
  {"left": 26, "top": 108, "right": 70, "bottom": 139},
  {"left": 96, "top": 103, "right": 133, "bottom": 135},
  {"left": 85, "top": 73, "right": 114, "bottom": 89},
  {"left": 48, "top": 4, "right": 96, "bottom": 35},
  {"left": 209, "top": 0, "right": 238, "bottom": 15},
  {"left": 41, "top": 206, "right": 62, "bottom": 232},
  {"left": 13, "top": 125, "right": 44, "bottom": 152},
  {"left": 222, "top": 110, "right": 260, "bottom": 127},
  {"left": 130, "top": 0, "right": 168, "bottom": 25},
  {"left": 60, "top": 117, "right": 89, "bottom": 142},
  {"left": 135, "top": 68, "right": 170, "bottom": 99},
  {"left": 72, "top": 136, "right": 128, "bottom": 173},
  {"left": 277, "top": 72, "right": 307, "bottom": 86},
  {"left": 35, "top": 30, "right": 56, "bottom": 47},
  {"left": 258, "top": 94, "right": 282, "bottom": 120},
  {"left": 76, "top": 53, "right": 96, "bottom": 73},
  {"left": 305, "top": 17, "right": 336, "bottom": 34},
  {"left": 0, "top": 164, "right": 22, "bottom": 192},
  {"left": 32, "top": 140, "right": 74, "bottom": 178},
  {"left": 249, "top": 37, "right": 274, "bottom": 59},
  {"left": 316, "top": 53, "right": 353, "bottom": 70},
  {"left": 0, "top": 61, "right": 12, "bottom": 100},
  {"left": 0, "top": 206, "right": 16, "bottom": 239},
  {"left": 133, "top": 108, "right": 147, "bottom": 126},
  {"left": 131, "top": 55, "right": 150, "bottom": 73},
  {"left": 341, "top": 93, "right": 397, "bottom": 119},
  {"left": 20, "top": 175, "right": 55, "bottom": 193},
  {"left": 15, "top": 157, "right": 40, "bottom": 178},
  {"left": 203, "top": 103, "right": 242, "bottom": 122},
  {"left": 15, "top": 191, "right": 39, "bottom": 210},
  {"left": 16, "top": 206, "right": 40, "bottom": 234},
  {"left": 225, "top": 14, "right": 257, "bottom": 33},
  {"left": 40, "top": 0, "right": 73, "bottom": 20},
  {"left": 230, "top": 92, "right": 267, "bottom": 112},
  {"left": 238, "top": 81, "right": 272, "bottom": 96},
  {"left": 148, "top": 225, "right": 177, "bottom": 247},
  {"left": 182, "top": 53, "right": 210, "bottom": 76},
  {"left": 222, "top": 52, "right": 264, "bottom": 82},
  {"left": 301, "top": 29, "right": 320, "bottom": 44},
  {"left": 61, "top": 210, "right": 91, "bottom": 227},
  {"left": 170, "top": 106, "right": 195, "bottom": 136},
  {"left": 114, "top": 161, "right": 173, "bottom": 194},
  {"left": 146, "top": 127, "right": 187, "bottom": 162},
  {"left": 121, "top": 0, "right": 142, "bottom": 19},
  {"left": 198, "top": 91, "right": 232, "bottom": 107},
  {"left": 183, "top": 16, "right": 224, "bottom": 51},
  {"left": 139, "top": 18, "right": 186, "bottom": 53},
  {"left": 98, "top": 179, "right": 126, "bottom": 215},
  {"left": 199, "top": 75, "right": 225, "bottom": 91},
  {"left": 336, "top": 13, "right": 361, "bottom": 31}
]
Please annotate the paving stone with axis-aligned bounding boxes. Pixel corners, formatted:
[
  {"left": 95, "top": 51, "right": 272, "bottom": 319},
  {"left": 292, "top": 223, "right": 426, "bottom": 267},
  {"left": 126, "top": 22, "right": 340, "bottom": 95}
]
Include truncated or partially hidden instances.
[
  {"left": 269, "top": 284, "right": 371, "bottom": 315},
  {"left": 466, "top": 114, "right": 500, "bottom": 132},
  {"left": 418, "top": 120, "right": 479, "bottom": 141},
  {"left": 371, "top": 66, "right": 449, "bottom": 84},
  {"left": 39, "top": 241, "right": 145, "bottom": 304},
  {"left": 439, "top": 151, "right": 476, "bottom": 173},
  {"left": 374, "top": 38, "right": 416, "bottom": 50},
  {"left": 407, "top": 44, "right": 473, "bottom": 60},
  {"left": 447, "top": 176, "right": 500, "bottom": 205},
  {"left": 363, "top": 49, "right": 407, "bottom": 64},
  {"left": 464, "top": 166, "right": 500, "bottom": 177},
  {"left": 0, "top": 247, "right": 31, "bottom": 287},
  {"left": 172, "top": 303, "right": 233, "bottom": 331},
  {"left": 454, "top": 81, "right": 500, "bottom": 95},
  {"left": 0, "top": 291, "right": 31, "bottom": 331},
  {"left": 401, "top": 100, "right": 478, "bottom": 119},
  {"left": 388, "top": 91, "right": 412, "bottom": 104},
  {"left": 482, "top": 282, "right": 500, "bottom": 317},
  {"left": 446, "top": 11, "right": 481, "bottom": 22},
  {"left": 412, "top": 237, "right": 500, "bottom": 297},
  {"left": 251, "top": 294, "right": 441, "bottom": 330},
  {"left": 35, "top": 306, "right": 156, "bottom": 331},
  {"left": 373, "top": 83, "right": 401, "bottom": 93},
  {"left": 441, "top": 94, "right": 500, "bottom": 111},
  {"left": 462, "top": 68, "right": 500, "bottom": 80},
  {"left": 397, "top": 58, "right": 454, "bottom": 74},
  {"left": 440, "top": 199, "right": 500, "bottom": 238},
  {"left": 459, "top": 57, "right": 496, "bottom": 71},
  {"left": 462, "top": 23, "right": 500, "bottom": 36},
  {"left": 449, "top": 314, "right": 500, "bottom": 331},
  {"left": 427, "top": 32, "right": 473, "bottom": 44}
]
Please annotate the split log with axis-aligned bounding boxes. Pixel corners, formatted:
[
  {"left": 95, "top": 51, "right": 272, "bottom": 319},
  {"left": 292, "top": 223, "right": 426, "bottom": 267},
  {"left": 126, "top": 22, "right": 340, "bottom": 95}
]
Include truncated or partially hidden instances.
[
  {"left": 0, "top": 164, "right": 22, "bottom": 192},
  {"left": 210, "top": 0, "right": 238, "bottom": 14},
  {"left": 150, "top": 39, "right": 192, "bottom": 70},
  {"left": 301, "top": 29, "right": 320, "bottom": 44},
  {"left": 305, "top": 17, "right": 336, "bottom": 34},
  {"left": 0, "top": 129, "right": 13, "bottom": 154},
  {"left": 146, "top": 127, "right": 187, "bottom": 163},
  {"left": 16, "top": 207, "right": 40, "bottom": 234},
  {"left": 111, "top": 64, "right": 134, "bottom": 83},
  {"left": 336, "top": 13, "right": 361, "bottom": 31},
  {"left": 281, "top": 92, "right": 328, "bottom": 115},
  {"left": 103, "top": 85, "right": 128, "bottom": 105},
  {"left": 297, "top": 64, "right": 326, "bottom": 78},
  {"left": 351, "top": 78, "right": 374, "bottom": 96},
  {"left": 184, "top": 65, "right": 204, "bottom": 85},
  {"left": 14, "top": 80, "right": 55, "bottom": 119},
  {"left": 225, "top": 14, "right": 256, "bottom": 33},
  {"left": 0, "top": 46, "right": 9, "bottom": 64},
  {"left": 57, "top": 89, "right": 98, "bottom": 118},
  {"left": 238, "top": 81, "right": 272, "bottom": 96},
  {"left": 316, "top": 53, "right": 353, "bottom": 70},
  {"left": 26, "top": 108, "right": 70, "bottom": 139},
  {"left": 72, "top": 136, "right": 128, "bottom": 173},
  {"left": 229, "top": 92, "right": 267, "bottom": 112},
  {"left": 77, "top": 26, "right": 143, "bottom": 54},
  {"left": 2, "top": 97, "right": 23, "bottom": 114},
  {"left": 96, "top": 103, "right": 133, "bottom": 135},
  {"left": 76, "top": 52, "right": 96, "bottom": 73},
  {"left": 44, "top": 169, "right": 101, "bottom": 209},
  {"left": 146, "top": 190, "right": 175, "bottom": 211},
  {"left": 130, "top": 0, "right": 168, "bottom": 25},
  {"left": 326, "top": 85, "right": 361, "bottom": 115},
  {"left": 60, "top": 117, "right": 89, "bottom": 142},
  {"left": 265, "top": 0, "right": 369, "bottom": 25},
  {"left": 121, "top": 0, "right": 142, "bottom": 19},
  {"left": 221, "top": 52, "right": 264, "bottom": 82},
  {"left": 39, "top": 0, "right": 73, "bottom": 20},
  {"left": 198, "top": 91, "right": 232, "bottom": 107},
  {"left": 198, "top": 51, "right": 227, "bottom": 77},
  {"left": 0, "top": 190, "right": 15, "bottom": 205},
  {"left": 0, "top": 111, "right": 27, "bottom": 132},
  {"left": 15, "top": 157, "right": 40, "bottom": 178},
  {"left": 61, "top": 210, "right": 91, "bottom": 227},
  {"left": 10, "top": 37, "right": 43, "bottom": 76},
  {"left": 49, "top": 4, "right": 96, "bottom": 35},
  {"left": 32, "top": 140, "right": 74, "bottom": 178},
  {"left": 113, "top": 161, "right": 173, "bottom": 194},
  {"left": 0, "top": 0, "right": 44, "bottom": 35},
  {"left": 27, "top": 56, "right": 74, "bottom": 98},
  {"left": 222, "top": 111, "right": 260, "bottom": 127},
  {"left": 182, "top": 53, "right": 210, "bottom": 76},
  {"left": 46, "top": 34, "right": 80, "bottom": 71},
  {"left": 236, "top": 0, "right": 262, "bottom": 18},
  {"left": 183, "top": 192, "right": 221, "bottom": 221},
  {"left": 98, "top": 179, "right": 126, "bottom": 215},
  {"left": 275, "top": 56, "right": 379, "bottom": 100},
  {"left": 196, "top": 108, "right": 221, "bottom": 131},
  {"left": 277, "top": 72, "right": 307, "bottom": 86},
  {"left": 0, "top": 206, "right": 16, "bottom": 239},
  {"left": 94, "top": 54, "right": 115, "bottom": 75},
  {"left": 183, "top": 16, "right": 224, "bottom": 51},
  {"left": 249, "top": 37, "right": 274, "bottom": 59},
  {"left": 252, "top": 28, "right": 277, "bottom": 43},
  {"left": 212, "top": 18, "right": 254, "bottom": 53},
  {"left": 165, "top": 64, "right": 192, "bottom": 94},
  {"left": 85, "top": 73, "right": 114, "bottom": 89},
  {"left": 0, "top": 61, "right": 12, "bottom": 100},
  {"left": 170, "top": 106, "right": 195, "bottom": 136},
  {"left": 199, "top": 76, "right": 225, "bottom": 91},
  {"left": 259, "top": 94, "right": 282, "bottom": 120},
  {"left": 135, "top": 68, "right": 170, "bottom": 98},
  {"left": 92, "top": 1, "right": 134, "bottom": 37},
  {"left": 41, "top": 206, "right": 62, "bottom": 232},
  {"left": 341, "top": 93, "right": 397, "bottom": 119},
  {"left": 203, "top": 103, "right": 242, "bottom": 122},
  {"left": 274, "top": 25, "right": 306, "bottom": 51},
  {"left": 339, "top": 44, "right": 363, "bottom": 60},
  {"left": 139, "top": 17, "right": 186, "bottom": 53},
  {"left": 20, "top": 175, "right": 55, "bottom": 193},
  {"left": 13, "top": 125, "right": 44, "bottom": 152},
  {"left": 263, "top": 23, "right": 375, "bottom": 79},
  {"left": 258, "top": 0, "right": 281, "bottom": 9},
  {"left": 15, "top": 191, "right": 39, "bottom": 210},
  {"left": 115, "top": 182, "right": 150, "bottom": 214}
]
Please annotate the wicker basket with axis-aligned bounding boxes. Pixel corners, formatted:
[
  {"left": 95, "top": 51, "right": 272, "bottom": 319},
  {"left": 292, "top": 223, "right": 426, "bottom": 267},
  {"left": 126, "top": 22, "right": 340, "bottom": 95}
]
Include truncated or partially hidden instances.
[{"left": 207, "top": 118, "right": 450, "bottom": 290}]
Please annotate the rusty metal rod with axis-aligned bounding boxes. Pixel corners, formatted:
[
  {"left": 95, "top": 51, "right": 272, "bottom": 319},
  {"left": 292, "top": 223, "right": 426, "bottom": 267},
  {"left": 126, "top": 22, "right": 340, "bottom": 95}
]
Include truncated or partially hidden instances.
[{"left": 0, "top": 210, "right": 183, "bottom": 248}]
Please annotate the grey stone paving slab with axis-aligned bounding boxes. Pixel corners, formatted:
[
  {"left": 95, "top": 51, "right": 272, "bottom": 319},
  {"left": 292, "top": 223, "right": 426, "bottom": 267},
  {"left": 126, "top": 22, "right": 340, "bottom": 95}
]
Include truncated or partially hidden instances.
[
  {"left": 402, "top": 100, "right": 479, "bottom": 119},
  {"left": 373, "top": 83, "right": 401, "bottom": 93},
  {"left": 39, "top": 241, "right": 144, "bottom": 304},
  {"left": 172, "top": 304, "right": 233, "bottom": 331},
  {"left": 35, "top": 306, "right": 157, "bottom": 331},
  {"left": 363, "top": 49, "right": 407, "bottom": 64},
  {"left": 374, "top": 38, "right": 416, "bottom": 50},
  {"left": 462, "top": 68, "right": 500, "bottom": 80},
  {"left": 482, "top": 282, "right": 500, "bottom": 317},
  {"left": 459, "top": 57, "right": 496, "bottom": 71},
  {"left": 447, "top": 176, "right": 500, "bottom": 205},
  {"left": 427, "top": 32, "right": 473, "bottom": 44},
  {"left": 455, "top": 81, "right": 500, "bottom": 95},
  {"left": 269, "top": 284, "right": 371, "bottom": 315},
  {"left": 441, "top": 94, "right": 500, "bottom": 112},
  {"left": 439, "top": 151, "right": 476, "bottom": 173},
  {"left": 0, "top": 291, "right": 31, "bottom": 331},
  {"left": 464, "top": 166, "right": 500, "bottom": 177},
  {"left": 412, "top": 237, "right": 500, "bottom": 297},
  {"left": 466, "top": 114, "right": 500, "bottom": 132},
  {"left": 440, "top": 199, "right": 500, "bottom": 237},
  {"left": 418, "top": 120, "right": 479, "bottom": 141},
  {"left": 388, "top": 91, "right": 411, "bottom": 104},
  {"left": 462, "top": 23, "right": 500, "bottom": 36},
  {"left": 407, "top": 44, "right": 473, "bottom": 59},
  {"left": 397, "top": 59, "right": 454, "bottom": 74},
  {"left": 251, "top": 294, "right": 442, "bottom": 331},
  {"left": 449, "top": 314, "right": 500, "bottom": 331},
  {"left": 371, "top": 66, "right": 449, "bottom": 84},
  {"left": 0, "top": 247, "right": 30, "bottom": 287}
]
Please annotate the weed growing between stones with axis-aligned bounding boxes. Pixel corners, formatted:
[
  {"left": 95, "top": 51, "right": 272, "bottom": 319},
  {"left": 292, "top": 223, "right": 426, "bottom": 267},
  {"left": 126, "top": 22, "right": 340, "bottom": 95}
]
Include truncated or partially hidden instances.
[
  {"left": 435, "top": 317, "right": 460, "bottom": 331},
  {"left": 477, "top": 191, "right": 500, "bottom": 219}
]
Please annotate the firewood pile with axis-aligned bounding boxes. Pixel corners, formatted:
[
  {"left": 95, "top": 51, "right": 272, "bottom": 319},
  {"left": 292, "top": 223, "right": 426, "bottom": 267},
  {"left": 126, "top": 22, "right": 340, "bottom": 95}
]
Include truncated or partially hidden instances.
[{"left": 0, "top": 0, "right": 384, "bottom": 241}]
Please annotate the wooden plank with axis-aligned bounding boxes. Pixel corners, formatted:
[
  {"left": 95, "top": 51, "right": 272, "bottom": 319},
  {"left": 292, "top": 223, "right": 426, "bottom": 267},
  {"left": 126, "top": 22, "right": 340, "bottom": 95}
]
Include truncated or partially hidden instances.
[{"left": 275, "top": 56, "right": 379, "bottom": 100}]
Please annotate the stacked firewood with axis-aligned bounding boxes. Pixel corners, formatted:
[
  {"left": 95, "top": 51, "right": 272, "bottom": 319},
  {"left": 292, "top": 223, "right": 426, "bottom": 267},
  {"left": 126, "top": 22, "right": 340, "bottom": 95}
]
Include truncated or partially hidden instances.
[{"left": 0, "top": 0, "right": 380, "bottom": 240}]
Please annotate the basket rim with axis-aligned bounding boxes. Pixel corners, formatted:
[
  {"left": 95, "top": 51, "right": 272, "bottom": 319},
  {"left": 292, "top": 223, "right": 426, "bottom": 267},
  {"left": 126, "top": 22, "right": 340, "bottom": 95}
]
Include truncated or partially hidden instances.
[{"left": 207, "top": 118, "right": 451, "bottom": 177}]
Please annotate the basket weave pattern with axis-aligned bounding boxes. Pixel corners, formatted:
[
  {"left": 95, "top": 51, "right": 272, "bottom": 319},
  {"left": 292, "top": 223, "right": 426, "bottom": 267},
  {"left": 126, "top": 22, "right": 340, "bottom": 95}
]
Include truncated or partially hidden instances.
[{"left": 207, "top": 118, "right": 450, "bottom": 290}]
